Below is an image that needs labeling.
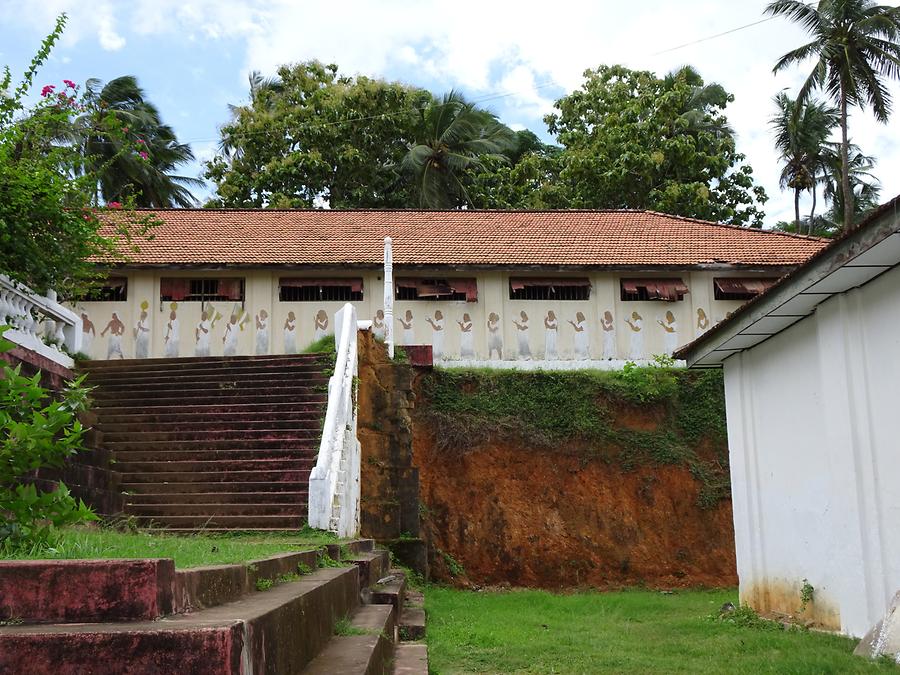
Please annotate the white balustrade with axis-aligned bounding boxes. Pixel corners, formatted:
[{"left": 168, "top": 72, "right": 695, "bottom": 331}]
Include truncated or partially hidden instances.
[
  {"left": 308, "top": 303, "right": 363, "bottom": 537},
  {"left": 0, "top": 274, "right": 81, "bottom": 368}
]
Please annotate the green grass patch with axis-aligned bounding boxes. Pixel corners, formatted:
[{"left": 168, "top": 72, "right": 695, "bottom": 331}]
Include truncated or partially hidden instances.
[
  {"left": 0, "top": 525, "right": 340, "bottom": 568},
  {"left": 303, "top": 335, "right": 337, "bottom": 355},
  {"left": 426, "top": 587, "right": 896, "bottom": 674},
  {"left": 417, "top": 367, "right": 730, "bottom": 507},
  {"left": 334, "top": 615, "right": 369, "bottom": 636}
]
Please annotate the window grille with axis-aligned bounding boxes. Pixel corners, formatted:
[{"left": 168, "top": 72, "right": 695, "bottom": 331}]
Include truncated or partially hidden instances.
[
  {"left": 713, "top": 277, "right": 777, "bottom": 301},
  {"left": 395, "top": 278, "right": 477, "bottom": 302},
  {"left": 620, "top": 278, "right": 688, "bottom": 302},
  {"left": 75, "top": 277, "right": 128, "bottom": 302},
  {"left": 508, "top": 278, "right": 591, "bottom": 301},
  {"left": 279, "top": 278, "right": 363, "bottom": 302}
]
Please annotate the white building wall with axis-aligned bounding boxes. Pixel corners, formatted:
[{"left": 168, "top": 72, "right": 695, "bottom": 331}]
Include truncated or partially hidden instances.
[{"left": 723, "top": 263, "right": 900, "bottom": 636}]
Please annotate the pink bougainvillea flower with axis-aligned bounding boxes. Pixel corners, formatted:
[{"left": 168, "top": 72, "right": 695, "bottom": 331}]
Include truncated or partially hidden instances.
[
  {"left": 40, "top": 84, "right": 55, "bottom": 97},
  {"left": 107, "top": 201, "right": 122, "bottom": 209},
  {"left": 136, "top": 138, "right": 145, "bottom": 144},
  {"left": 121, "top": 127, "right": 129, "bottom": 133},
  {"left": 139, "top": 151, "right": 149, "bottom": 160},
  {"left": 63, "top": 79, "right": 77, "bottom": 89}
]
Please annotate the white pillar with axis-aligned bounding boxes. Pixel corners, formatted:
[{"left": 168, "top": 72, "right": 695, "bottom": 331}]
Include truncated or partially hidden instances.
[{"left": 384, "top": 236, "right": 394, "bottom": 358}]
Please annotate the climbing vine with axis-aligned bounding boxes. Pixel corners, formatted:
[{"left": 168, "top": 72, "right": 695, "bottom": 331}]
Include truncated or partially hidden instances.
[{"left": 416, "top": 367, "right": 729, "bottom": 508}]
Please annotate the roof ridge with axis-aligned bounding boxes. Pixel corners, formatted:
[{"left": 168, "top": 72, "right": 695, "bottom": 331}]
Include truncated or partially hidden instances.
[{"left": 640, "top": 209, "right": 831, "bottom": 242}]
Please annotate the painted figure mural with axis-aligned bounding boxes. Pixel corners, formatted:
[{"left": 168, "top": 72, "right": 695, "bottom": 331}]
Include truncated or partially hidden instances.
[
  {"left": 569, "top": 311, "right": 589, "bottom": 360},
  {"left": 80, "top": 312, "right": 95, "bottom": 357},
  {"left": 458, "top": 313, "right": 474, "bottom": 359},
  {"left": 601, "top": 310, "right": 616, "bottom": 360},
  {"left": 696, "top": 308, "right": 710, "bottom": 333},
  {"left": 372, "top": 310, "right": 385, "bottom": 341},
  {"left": 255, "top": 309, "right": 269, "bottom": 355},
  {"left": 543, "top": 310, "right": 558, "bottom": 360},
  {"left": 658, "top": 310, "right": 678, "bottom": 356},
  {"left": 101, "top": 313, "right": 125, "bottom": 359},
  {"left": 195, "top": 307, "right": 220, "bottom": 357},
  {"left": 164, "top": 303, "right": 180, "bottom": 358},
  {"left": 487, "top": 312, "right": 503, "bottom": 359},
  {"left": 625, "top": 311, "right": 644, "bottom": 360},
  {"left": 284, "top": 311, "right": 298, "bottom": 354},
  {"left": 513, "top": 311, "right": 531, "bottom": 360},
  {"left": 398, "top": 310, "right": 414, "bottom": 346},
  {"left": 425, "top": 310, "right": 444, "bottom": 360},
  {"left": 134, "top": 302, "right": 151, "bottom": 359},
  {"left": 223, "top": 309, "right": 248, "bottom": 357},
  {"left": 314, "top": 310, "right": 329, "bottom": 341}
]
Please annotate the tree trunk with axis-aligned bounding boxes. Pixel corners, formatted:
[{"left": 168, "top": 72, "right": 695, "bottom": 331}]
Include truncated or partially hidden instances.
[
  {"left": 794, "top": 186, "right": 801, "bottom": 232},
  {"left": 840, "top": 86, "right": 854, "bottom": 230},
  {"left": 809, "top": 181, "right": 817, "bottom": 236}
]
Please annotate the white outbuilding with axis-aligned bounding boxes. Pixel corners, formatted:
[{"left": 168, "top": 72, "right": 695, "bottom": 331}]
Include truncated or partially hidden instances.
[{"left": 677, "top": 196, "right": 900, "bottom": 641}]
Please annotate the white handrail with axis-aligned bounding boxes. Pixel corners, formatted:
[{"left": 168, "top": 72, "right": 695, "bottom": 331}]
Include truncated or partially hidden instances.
[
  {"left": 0, "top": 274, "right": 81, "bottom": 368},
  {"left": 308, "top": 303, "right": 361, "bottom": 537}
]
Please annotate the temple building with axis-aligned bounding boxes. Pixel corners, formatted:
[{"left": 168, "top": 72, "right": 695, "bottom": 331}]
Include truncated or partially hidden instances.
[{"left": 75, "top": 209, "right": 827, "bottom": 363}]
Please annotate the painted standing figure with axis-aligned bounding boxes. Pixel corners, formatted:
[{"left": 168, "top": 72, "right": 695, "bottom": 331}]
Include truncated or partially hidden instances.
[
  {"left": 195, "top": 309, "right": 218, "bottom": 357},
  {"left": 658, "top": 310, "right": 678, "bottom": 356},
  {"left": 314, "top": 310, "right": 329, "bottom": 341},
  {"left": 283, "top": 311, "right": 297, "bottom": 354},
  {"left": 164, "top": 305, "right": 180, "bottom": 358},
  {"left": 80, "top": 312, "right": 95, "bottom": 358},
  {"left": 398, "top": 310, "right": 414, "bottom": 346},
  {"left": 457, "top": 313, "right": 474, "bottom": 359},
  {"left": 696, "top": 308, "right": 710, "bottom": 333},
  {"left": 543, "top": 310, "right": 558, "bottom": 360},
  {"left": 487, "top": 312, "right": 503, "bottom": 359},
  {"left": 624, "top": 311, "right": 644, "bottom": 360},
  {"left": 372, "top": 309, "right": 385, "bottom": 341},
  {"left": 513, "top": 311, "right": 531, "bottom": 360},
  {"left": 101, "top": 313, "right": 125, "bottom": 360},
  {"left": 426, "top": 310, "right": 445, "bottom": 360},
  {"left": 255, "top": 309, "right": 269, "bottom": 355},
  {"left": 134, "top": 306, "right": 150, "bottom": 359},
  {"left": 569, "top": 311, "right": 589, "bottom": 360},
  {"left": 600, "top": 310, "right": 616, "bottom": 360},
  {"left": 223, "top": 311, "right": 247, "bottom": 357}
]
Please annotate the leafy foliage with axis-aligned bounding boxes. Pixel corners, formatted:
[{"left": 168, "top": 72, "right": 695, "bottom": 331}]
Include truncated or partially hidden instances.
[
  {"left": 0, "top": 15, "right": 156, "bottom": 296},
  {"left": 205, "top": 62, "right": 428, "bottom": 208},
  {"left": 0, "top": 333, "right": 96, "bottom": 547},
  {"left": 537, "top": 65, "right": 767, "bottom": 226},
  {"left": 417, "top": 366, "right": 730, "bottom": 507}
]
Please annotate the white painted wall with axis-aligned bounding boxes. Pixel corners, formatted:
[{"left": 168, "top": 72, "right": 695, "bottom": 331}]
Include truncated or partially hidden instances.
[{"left": 723, "top": 263, "right": 900, "bottom": 637}]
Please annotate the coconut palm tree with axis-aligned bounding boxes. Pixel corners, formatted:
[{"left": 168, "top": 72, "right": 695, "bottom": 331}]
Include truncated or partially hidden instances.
[
  {"left": 75, "top": 76, "right": 202, "bottom": 207},
  {"left": 770, "top": 92, "right": 838, "bottom": 234},
  {"left": 664, "top": 65, "right": 733, "bottom": 137},
  {"left": 402, "top": 90, "right": 517, "bottom": 208},
  {"left": 820, "top": 143, "right": 881, "bottom": 225},
  {"left": 766, "top": 0, "right": 900, "bottom": 229}
]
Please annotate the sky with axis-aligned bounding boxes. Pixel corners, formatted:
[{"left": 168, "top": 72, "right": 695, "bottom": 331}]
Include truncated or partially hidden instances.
[{"left": 1, "top": 0, "right": 899, "bottom": 227}]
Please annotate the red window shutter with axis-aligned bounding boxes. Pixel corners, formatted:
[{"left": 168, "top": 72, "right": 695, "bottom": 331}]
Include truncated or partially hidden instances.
[
  {"left": 160, "top": 278, "right": 189, "bottom": 301},
  {"left": 219, "top": 279, "right": 244, "bottom": 301}
]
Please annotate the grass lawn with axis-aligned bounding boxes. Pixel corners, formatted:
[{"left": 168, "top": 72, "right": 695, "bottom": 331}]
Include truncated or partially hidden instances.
[
  {"left": 426, "top": 587, "right": 897, "bottom": 674},
  {"left": 0, "top": 526, "right": 340, "bottom": 568}
]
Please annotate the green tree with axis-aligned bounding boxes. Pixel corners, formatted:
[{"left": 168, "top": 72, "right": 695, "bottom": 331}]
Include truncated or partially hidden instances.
[
  {"left": 770, "top": 92, "right": 838, "bottom": 234},
  {"left": 0, "top": 15, "right": 155, "bottom": 297},
  {"left": 767, "top": 0, "right": 900, "bottom": 229},
  {"left": 74, "top": 76, "right": 202, "bottom": 207},
  {"left": 402, "top": 90, "right": 517, "bottom": 208},
  {"left": 206, "top": 62, "right": 428, "bottom": 208},
  {"left": 820, "top": 142, "right": 881, "bottom": 223},
  {"left": 544, "top": 65, "right": 767, "bottom": 226}
]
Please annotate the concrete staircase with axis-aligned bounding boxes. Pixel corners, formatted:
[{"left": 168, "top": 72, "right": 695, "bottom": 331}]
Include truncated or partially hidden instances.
[
  {"left": 0, "top": 540, "right": 428, "bottom": 674},
  {"left": 79, "top": 354, "right": 332, "bottom": 531}
]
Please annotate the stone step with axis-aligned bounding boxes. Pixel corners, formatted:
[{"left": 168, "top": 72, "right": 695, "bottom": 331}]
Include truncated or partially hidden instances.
[
  {"left": 89, "top": 377, "right": 330, "bottom": 393},
  {"left": 84, "top": 365, "right": 329, "bottom": 383},
  {"left": 113, "top": 448, "right": 318, "bottom": 463},
  {"left": 350, "top": 550, "right": 391, "bottom": 590},
  {"left": 95, "top": 401, "right": 326, "bottom": 416},
  {"left": 98, "top": 416, "right": 322, "bottom": 430},
  {"left": 125, "top": 502, "right": 306, "bottom": 517},
  {"left": 392, "top": 643, "right": 428, "bottom": 675},
  {"left": 80, "top": 353, "right": 331, "bottom": 370},
  {"left": 303, "top": 603, "right": 396, "bottom": 675},
  {"left": 91, "top": 385, "right": 326, "bottom": 401},
  {"left": 121, "top": 481, "right": 307, "bottom": 495},
  {"left": 103, "top": 428, "right": 320, "bottom": 443},
  {"left": 398, "top": 608, "right": 426, "bottom": 641},
  {"left": 126, "top": 491, "right": 307, "bottom": 505},
  {"left": 94, "top": 393, "right": 328, "bottom": 407},
  {"left": 120, "top": 468, "right": 311, "bottom": 484},
  {"left": 0, "top": 566, "right": 359, "bottom": 674},
  {"left": 107, "top": 438, "right": 320, "bottom": 451},
  {"left": 128, "top": 513, "right": 308, "bottom": 529},
  {"left": 369, "top": 569, "right": 408, "bottom": 614}
]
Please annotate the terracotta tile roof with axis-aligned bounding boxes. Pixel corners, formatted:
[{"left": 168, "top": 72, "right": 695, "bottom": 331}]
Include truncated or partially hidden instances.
[{"left": 101, "top": 209, "right": 829, "bottom": 268}]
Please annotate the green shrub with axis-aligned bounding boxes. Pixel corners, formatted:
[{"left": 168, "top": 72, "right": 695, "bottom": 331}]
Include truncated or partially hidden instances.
[{"left": 0, "top": 334, "right": 97, "bottom": 547}]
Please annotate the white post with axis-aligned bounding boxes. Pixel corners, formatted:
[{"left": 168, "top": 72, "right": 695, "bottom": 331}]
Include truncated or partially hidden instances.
[{"left": 384, "top": 236, "right": 394, "bottom": 359}]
